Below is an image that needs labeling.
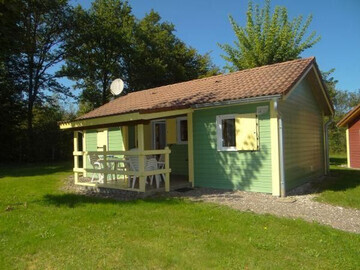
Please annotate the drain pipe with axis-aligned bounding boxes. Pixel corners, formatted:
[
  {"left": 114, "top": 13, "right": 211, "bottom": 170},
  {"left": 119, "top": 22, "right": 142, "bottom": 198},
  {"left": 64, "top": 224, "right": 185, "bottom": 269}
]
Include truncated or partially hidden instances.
[
  {"left": 324, "top": 117, "right": 333, "bottom": 175},
  {"left": 274, "top": 99, "right": 286, "bottom": 197}
]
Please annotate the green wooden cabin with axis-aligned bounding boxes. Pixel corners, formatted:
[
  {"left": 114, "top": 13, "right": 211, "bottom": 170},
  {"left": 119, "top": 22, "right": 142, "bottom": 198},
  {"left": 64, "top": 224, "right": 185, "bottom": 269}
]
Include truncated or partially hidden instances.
[{"left": 60, "top": 57, "right": 333, "bottom": 196}]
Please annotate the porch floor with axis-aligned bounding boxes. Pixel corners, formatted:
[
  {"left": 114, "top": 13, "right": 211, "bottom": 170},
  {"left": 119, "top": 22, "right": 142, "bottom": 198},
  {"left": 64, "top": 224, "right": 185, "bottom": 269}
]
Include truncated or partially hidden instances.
[{"left": 78, "top": 174, "right": 191, "bottom": 192}]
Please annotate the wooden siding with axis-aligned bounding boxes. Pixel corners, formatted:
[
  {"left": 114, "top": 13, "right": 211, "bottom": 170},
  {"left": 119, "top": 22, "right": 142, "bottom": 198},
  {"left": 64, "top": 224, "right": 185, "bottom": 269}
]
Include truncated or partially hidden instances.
[
  {"left": 108, "top": 127, "right": 125, "bottom": 151},
  {"left": 169, "top": 144, "right": 188, "bottom": 176},
  {"left": 84, "top": 130, "right": 97, "bottom": 176},
  {"left": 144, "top": 123, "right": 152, "bottom": 150},
  {"left": 128, "top": 125, "right": 135, "bottom": 149},
  {"left": 85, "top": 130, "right": 97, "bottom": 152},
  {"left": 279, "top": 78, "right": 325, "bottom": 191},
  {"left": 348, "top": 118, "right": 360, "bottom": 168},
  {"left": 193, "top": 103, "right": 272, "bottom": 193}
]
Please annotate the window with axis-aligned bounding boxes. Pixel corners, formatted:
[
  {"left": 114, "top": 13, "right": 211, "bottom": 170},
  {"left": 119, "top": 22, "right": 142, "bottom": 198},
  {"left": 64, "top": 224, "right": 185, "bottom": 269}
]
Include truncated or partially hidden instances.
[
  {"left": 216, "top": 114, "right": 259, "bottom": 151},
  {"left": 177, "top": 117, "right": 188, "bottom": 144},
  {"left": 216, "top": 115, "right": 236, "bottom": 151}
]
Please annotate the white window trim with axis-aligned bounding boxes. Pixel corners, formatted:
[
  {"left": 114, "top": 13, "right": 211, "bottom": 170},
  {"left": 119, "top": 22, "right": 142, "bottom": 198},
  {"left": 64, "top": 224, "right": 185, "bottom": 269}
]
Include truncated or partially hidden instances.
[
  {"left": 176, "top": 117, "right": 188, "bottom": 144},
  {"left": 216, "top": 114, "right": 237, "bottom": 151}
]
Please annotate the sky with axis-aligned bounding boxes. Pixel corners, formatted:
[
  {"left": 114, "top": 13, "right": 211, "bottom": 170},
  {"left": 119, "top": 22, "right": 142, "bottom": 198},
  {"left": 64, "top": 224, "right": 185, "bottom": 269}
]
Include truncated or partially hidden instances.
[{"left": 70, "top": 0, "right": 360, "bottom": 92}]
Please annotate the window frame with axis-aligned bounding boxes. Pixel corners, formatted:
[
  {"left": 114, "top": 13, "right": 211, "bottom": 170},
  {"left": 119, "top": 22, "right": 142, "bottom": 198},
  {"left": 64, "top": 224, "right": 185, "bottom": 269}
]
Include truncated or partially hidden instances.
[
  {"left": 216, "top": 114, "right": 237, "bottom": 151},
  {"left": 176, "top": 117, "right": 188, "bottom": 144}
]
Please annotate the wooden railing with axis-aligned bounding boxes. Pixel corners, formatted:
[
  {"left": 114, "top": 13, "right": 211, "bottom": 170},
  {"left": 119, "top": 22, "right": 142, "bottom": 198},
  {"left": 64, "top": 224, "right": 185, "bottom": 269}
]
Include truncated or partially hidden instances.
[{"left": 73, "top": 146, "right": 171, "bottom": 192}]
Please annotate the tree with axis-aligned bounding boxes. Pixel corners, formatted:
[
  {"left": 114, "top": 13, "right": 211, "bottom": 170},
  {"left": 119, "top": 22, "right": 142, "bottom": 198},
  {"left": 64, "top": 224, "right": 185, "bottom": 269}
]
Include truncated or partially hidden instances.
[
  {"left": 125, "top": 10, "right": 218, "bottom": 92},
  {"left": 60, "top": 0, "right": 135, "bottom": 110},
  {"left": 323, "top": 70, "right": 360, "bottom": 154},
  {"left": 61, "top": 1, "right": 218, "bottom": 112},
  {"left": 8, "top": 0, "right": 73, "bottom": 158},
  {"left": 219, "top": 0, "right": 321, "bottom": 70},
  {"left": 0, "top": 0, "right": 26, "bottom": 161}
]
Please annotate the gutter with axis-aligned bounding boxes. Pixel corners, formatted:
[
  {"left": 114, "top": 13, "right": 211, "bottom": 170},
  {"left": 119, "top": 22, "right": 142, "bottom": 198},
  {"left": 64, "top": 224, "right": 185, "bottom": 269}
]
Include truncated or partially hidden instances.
[
  {"left": 192, "top": 95, "right": 282, "bottom": 109},
  {"left": 273, "top": 98, "right": 286, "bottom": 197},
  {"left": 324, "top": 117, "right": 333, "bottom": 175}
]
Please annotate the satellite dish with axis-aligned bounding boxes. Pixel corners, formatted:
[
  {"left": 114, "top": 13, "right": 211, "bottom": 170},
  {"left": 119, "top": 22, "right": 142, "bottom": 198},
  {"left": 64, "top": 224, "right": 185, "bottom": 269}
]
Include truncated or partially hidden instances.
[{"left": 110, "top": 79, "right": 124, "bottom": 96}]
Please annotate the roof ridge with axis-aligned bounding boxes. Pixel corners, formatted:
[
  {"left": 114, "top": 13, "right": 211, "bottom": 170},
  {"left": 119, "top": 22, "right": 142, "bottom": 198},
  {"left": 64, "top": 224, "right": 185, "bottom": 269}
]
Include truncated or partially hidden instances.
[{"left": 125, "top": 57, "right": 315, "bottom": 96}]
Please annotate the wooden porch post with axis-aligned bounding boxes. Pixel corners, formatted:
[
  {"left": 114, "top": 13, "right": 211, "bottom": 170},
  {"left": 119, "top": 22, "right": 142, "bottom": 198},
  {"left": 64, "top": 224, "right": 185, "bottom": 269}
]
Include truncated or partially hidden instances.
[
  {"left": 102, "top": 145, "right": 108, "bottom": 184},
  {"left": 73, "top": 131, "right": 79, "bottom": 184},
  {"left": 122, "top": 126, "right": 129, "bottom": 150},
  {"left": 187, "top": 112, "right": 194, "bottom": 187},
  {"left": 137, "top": 124, "right": 146, "bottom": 192},
  {"left": 165, "top": 146, "right": 170, "bottom": 192},
  {"left": 82, "top": 131, "right": 87, "bottom": 177}
]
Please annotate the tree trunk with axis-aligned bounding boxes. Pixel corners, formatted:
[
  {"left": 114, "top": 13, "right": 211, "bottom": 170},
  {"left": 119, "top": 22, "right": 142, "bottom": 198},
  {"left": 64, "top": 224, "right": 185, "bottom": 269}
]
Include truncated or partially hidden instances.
[{"left": 26, "top": 100, "right": 34, "bottom": 161}]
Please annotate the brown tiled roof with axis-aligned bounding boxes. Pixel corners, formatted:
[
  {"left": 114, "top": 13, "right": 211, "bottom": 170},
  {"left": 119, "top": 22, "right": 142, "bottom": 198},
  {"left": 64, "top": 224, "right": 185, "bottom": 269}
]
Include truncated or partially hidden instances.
[{"left": 77, "top": 57, "right": 316, "bottom": 120}]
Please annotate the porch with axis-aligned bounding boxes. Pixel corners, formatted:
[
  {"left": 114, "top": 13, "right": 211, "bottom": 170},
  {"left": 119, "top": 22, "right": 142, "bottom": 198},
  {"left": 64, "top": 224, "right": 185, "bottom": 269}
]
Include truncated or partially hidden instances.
[{"left": 69, "top": 109, "right": 195, "bottom": 193}]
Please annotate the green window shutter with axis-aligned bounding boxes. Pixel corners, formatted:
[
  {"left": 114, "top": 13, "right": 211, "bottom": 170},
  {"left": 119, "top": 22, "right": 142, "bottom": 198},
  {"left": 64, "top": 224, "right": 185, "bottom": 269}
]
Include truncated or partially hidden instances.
[{"left": 235, "top": 113, "right": 259, "bottom": 151}]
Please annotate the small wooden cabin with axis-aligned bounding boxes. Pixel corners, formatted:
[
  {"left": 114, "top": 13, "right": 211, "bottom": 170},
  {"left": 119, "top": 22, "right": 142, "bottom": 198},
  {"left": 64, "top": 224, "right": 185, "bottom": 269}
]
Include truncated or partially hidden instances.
[
  {"left": 60, "top": 57, "right": 334, "bottom": 196},
  {"left": 338, "top": 105, "right": 360, "bottom": 168}
]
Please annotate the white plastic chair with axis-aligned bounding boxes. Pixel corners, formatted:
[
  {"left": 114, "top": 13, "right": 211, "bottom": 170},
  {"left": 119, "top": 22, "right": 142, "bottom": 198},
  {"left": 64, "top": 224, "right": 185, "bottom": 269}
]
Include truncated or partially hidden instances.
[
  {"left": 88, "top": 153, "right": 104, "bottom": 183},
  {"left": 157, "top": 154, "right": 166, "bottom": 181},
  {"left": 126, "top": 149, "right": 162, "bottom": 189}
]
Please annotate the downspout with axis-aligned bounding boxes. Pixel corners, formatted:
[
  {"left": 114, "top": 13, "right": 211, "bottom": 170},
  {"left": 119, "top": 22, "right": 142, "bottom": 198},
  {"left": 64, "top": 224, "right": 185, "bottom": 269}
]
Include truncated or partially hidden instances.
[
  {"left": 274, "top": 99, "right": 286, "bottom": 197},
  {"left": 324, "top": 117, "right": 333, "bottom": 175}
]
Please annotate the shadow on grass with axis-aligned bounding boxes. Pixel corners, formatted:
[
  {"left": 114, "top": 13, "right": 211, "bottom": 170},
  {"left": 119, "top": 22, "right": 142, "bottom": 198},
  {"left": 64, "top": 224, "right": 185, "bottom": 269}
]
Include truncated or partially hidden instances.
[
  {"left": 310, "top": 168, "right": 360, "bottom": 195},
  {"left": 325, "top": 168, "right": 360, "bottom": 191},
  {"left": 0, "top": 162, "right": 72, "bottom": 178},
  {"left": 329, "top": 157, "right": 347, "bottom": 166},
  {"left": 43, "top": 193, "right": 183, "bottom": 208}
]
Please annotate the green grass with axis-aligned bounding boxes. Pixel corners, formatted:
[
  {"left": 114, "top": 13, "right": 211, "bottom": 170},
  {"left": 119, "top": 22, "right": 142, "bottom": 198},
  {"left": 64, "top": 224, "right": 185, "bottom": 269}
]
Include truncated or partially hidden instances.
[
  {"left": 0, "top": 164, "right": 359, "bottom": 269},
  {"left": 313, "top": 155, "right": 360, "bottom": 209}
]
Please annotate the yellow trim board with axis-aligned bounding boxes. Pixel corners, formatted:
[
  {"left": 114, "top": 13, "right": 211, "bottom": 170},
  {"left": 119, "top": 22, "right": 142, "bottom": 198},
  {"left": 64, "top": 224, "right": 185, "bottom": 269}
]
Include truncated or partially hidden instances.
[
  {"left": 346, "top": 127, "right": 351, "bottom": 168},
  {"left": 60, "top": 108, "right": 193, "bottom": 130},
  {"left": 166, "top": 118, "right": 177, "bottom": 144},
  {"left": 270, "top": 101, "right": 281, "bottom": 196}
]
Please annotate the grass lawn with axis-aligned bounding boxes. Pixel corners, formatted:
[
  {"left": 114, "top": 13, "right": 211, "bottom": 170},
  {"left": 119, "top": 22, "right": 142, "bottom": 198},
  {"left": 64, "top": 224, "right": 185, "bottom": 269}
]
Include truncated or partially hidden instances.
[
  {"left": 314, "top": 155, "right": 360, "bottom": 209},
  {"left": 0, "top": 164, "right": 359, "bottom": 269}
]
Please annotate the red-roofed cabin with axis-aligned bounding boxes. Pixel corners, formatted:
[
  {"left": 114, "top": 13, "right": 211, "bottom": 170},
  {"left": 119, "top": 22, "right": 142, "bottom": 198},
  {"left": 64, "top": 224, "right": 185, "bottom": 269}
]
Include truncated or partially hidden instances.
[{"left": 337, "top": 104, "right": 360, "bottom": 168}]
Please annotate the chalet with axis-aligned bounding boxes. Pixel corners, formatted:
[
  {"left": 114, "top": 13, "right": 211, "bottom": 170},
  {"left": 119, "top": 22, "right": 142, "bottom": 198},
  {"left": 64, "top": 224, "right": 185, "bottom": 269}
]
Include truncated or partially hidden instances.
[{"left": 60, "top": 57, "right": 334, "bottom": 196}]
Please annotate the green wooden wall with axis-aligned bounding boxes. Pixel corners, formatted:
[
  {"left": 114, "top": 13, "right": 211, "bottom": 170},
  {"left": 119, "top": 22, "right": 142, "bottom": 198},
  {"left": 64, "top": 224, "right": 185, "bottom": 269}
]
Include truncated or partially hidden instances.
[
  {"left": 279, "top": 78, "right": 325, "bottom": 191},
  {"left": 193, "top": 103, "right": 272, "bottom": 193},
  {"left": 169, "top": 144, "right": 188, "bottom": 176},
  {"left": 84, "top": 130, "right": 97, "bottom": 175},
  {"left": 108, "top": 127, "right": 124, "bottom": 151}
]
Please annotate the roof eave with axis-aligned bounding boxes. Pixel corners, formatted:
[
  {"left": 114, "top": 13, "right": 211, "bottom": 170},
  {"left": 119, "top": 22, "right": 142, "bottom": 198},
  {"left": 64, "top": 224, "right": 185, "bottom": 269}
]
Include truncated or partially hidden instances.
[
  {"left": 337, "top": 104, "right": 360, "bottom": 127},
  {"left": 192, "top": 94, "right": 282, "bottom": 109}
]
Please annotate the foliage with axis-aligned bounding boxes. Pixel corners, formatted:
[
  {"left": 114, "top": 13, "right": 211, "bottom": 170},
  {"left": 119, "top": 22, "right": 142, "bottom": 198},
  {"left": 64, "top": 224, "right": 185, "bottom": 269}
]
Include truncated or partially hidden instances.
[
  {"left": 0, "top": 0, "right": 26, "bottom": 161},
  {"left": 0, "top": 165, "right": 359, "bottom": 269},
  {"left": 323, "top": 70, "right": 360, "bottom": 154},
  {"left": 125, "top": 10, "right": 219, "bottom": 93},
  {"left": 31, "top": 97, "right": 75, "bottom": 161},
  {"left": 0, "top": 0, "right": 218, "bottom": 161},
  {"left": 60, "top": 1, "right": 218, "bottom": 111},
  {"left": 59, "top": 0, "right": 134, "bottom": 107},
  {"left": 0, "top": 0, "right": 74, "bottom": 160},
  {"left": 219, "top": 0, "right": 320, "bottom": 70}
]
